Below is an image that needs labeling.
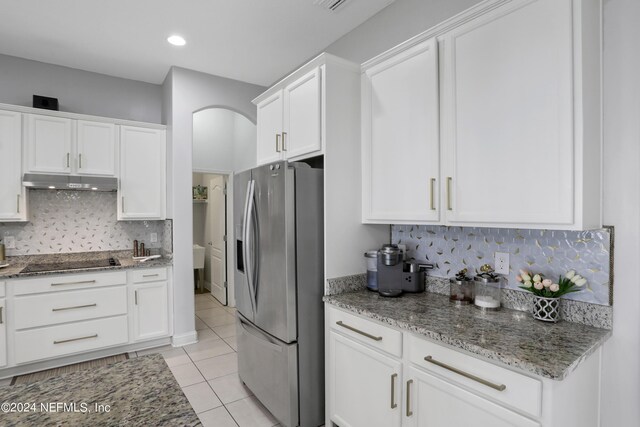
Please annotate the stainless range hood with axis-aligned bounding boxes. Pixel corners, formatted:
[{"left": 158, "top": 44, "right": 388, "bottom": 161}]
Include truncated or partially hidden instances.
[{"left": 23, "top": 174, "right": 118, "bottom": 192}]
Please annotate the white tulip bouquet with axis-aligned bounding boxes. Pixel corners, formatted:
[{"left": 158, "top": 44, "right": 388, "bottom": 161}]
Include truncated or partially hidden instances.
[{"left": 516, "top": 269, "right": 587, "bottom": 298}]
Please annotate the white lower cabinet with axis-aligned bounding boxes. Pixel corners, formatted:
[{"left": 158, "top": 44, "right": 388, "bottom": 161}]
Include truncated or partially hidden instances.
[
  {"left": 0, "top": 268, "right": 172, "bottom": 374},
  {"left": 326, "top": 305, "right": 601, "bottom": 427},
  {"left": 328, "top": 331, "right": 402, "bottom": 427},
  {"left": 14, "top": 316, "right": 129, "bottom": 365},
  {"left": 131, "top": 281, "right": 170, "bottom": 342},
  {"left": 404, "top": 366, "right": 539, "bottom": 427}
]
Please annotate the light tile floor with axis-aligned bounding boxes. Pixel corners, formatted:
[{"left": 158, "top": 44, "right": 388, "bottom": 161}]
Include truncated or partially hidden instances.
[{"left": 133, "top": 292, "right": 281, "bottom": 427}]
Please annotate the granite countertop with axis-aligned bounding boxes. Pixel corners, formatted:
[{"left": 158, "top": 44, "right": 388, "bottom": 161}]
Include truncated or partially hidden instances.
[
  {"left": 0, "top": 250, "right": 173, "bottom": 279},
  {"left": 0, "top": 354, "right": 200, "bottom": 426},
  {"left": 324, "top": 290, "right": 611, "bottom": 380}
]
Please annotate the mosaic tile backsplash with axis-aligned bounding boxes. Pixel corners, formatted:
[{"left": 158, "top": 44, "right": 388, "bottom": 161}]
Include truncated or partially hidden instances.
[
  {"left": 392, "top": 225, "right": 612, "bottom": 305},
  {"left": 0, "top": 190, "right": 172, "bottom": 256}
]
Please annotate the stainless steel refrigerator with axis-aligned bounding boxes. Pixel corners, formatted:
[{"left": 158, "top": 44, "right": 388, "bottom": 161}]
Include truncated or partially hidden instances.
[{"left": 234, "top": 160, "right": 324, "bottom": 427}]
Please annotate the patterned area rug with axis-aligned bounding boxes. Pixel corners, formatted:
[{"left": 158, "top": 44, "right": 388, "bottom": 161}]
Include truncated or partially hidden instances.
[{"left": 11, "top": 354, "right": 128, "bottom": 385}]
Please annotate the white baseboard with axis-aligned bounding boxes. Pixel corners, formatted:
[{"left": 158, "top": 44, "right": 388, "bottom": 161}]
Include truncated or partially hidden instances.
[{"left": 172, "top": 330, "right": 198, "bottom": 347}]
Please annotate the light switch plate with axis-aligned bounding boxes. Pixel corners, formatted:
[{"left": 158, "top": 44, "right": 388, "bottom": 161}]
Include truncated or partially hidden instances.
[
  {"left": 494, "top": 252, "right": 509, "bottom": 275},
  {"left": 150, "top": 233, "right": 158, "bottom": 243}
]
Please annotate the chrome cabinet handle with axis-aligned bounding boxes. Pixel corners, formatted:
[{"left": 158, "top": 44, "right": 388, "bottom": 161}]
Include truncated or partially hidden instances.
[
  {"left": 143, "top": 274, "right": 159, "bottom": 278},
  {"left": 66, "top": 152, "right": 70, "bottom": 168},
  {"left": 54, "top": 334, "right": 98, "bottom": 345},
  {"left": 391, "top": 373, "right": 398, "bottom": 409},
  {"left": 424, "top": 356, "right": 506, "bottom": 391},
  {"left": 52, "top": 303, "right": 97, "bottom": 312},
  {"left": 406, "top": 379, "right": 413, "bottom": 417},
  {"left": 134, "top": 290, "right": 138, "bottom": 305},
  {"left": 335, "top": 321, "right": 382, "bottom": 341},
  {"left": 51, "top": 280, "right": 96, "bottom": 287},
  {"left": 275, "top": 134, "right": 281, "bottom": 153},
  {"left": 79, "top": 153, "right": 83, "bottom": 169},
  {"left": 16, "top": 194, "right": 20, "bottom": 214},
  {"left": 446, "top": 177, "right": 453, "bottom": 211},
  {"left": 0, "top": 306, "right": 3, "bottom": 324},
  {"left": 121, "top": 196, "right": 125, "bottom": 213},
  {"left": 430, "top": 178, "right": 436, "bottom": 210},
  {"left": 282, "top": 131, "right": 287, "bottom": 151}
]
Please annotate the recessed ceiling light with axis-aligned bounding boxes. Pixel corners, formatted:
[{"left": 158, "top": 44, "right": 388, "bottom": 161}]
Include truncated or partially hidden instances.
[
  {"left": 48, "top": 186, "right": 56, "bottom": 189},
  {"left": 167, "top": 35, "right": 186, "bottom": 46},
  {"left": 91, "top": 187, "right": 98, "bottom": 191}
]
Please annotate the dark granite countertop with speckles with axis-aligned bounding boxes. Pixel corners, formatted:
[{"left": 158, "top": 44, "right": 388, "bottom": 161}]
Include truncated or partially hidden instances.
[
  {"left": 324, "top": 290, "right": 611, "bottom": 380},
  {"left": 0, "top": 250, "right": 172, "bottom": 279},
  {"left": 0, "top": 354, "right": 200, "bottom": 426}
]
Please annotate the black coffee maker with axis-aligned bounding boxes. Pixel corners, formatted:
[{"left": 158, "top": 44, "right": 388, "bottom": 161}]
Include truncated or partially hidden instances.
[{"left": 377, "top": 244, "right": 433, "bottom": 297}]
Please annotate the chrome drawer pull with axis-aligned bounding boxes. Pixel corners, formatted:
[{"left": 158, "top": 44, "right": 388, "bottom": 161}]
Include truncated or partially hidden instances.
[
  {"left": 424, "top": 356, "right": 506, "bottom": 391},
  {"left": 51, "top": 280, "right": 97, "bottom": 287},
  {"left": 54, "top": 334, "right": 98, "bottom": 345},
  {"left": 335, "top": 321, "right": 382, "bottom": 341},
  {"left": 142, "top": 274, "right": 159, "bottom": 278},
  {"left": 0, "top": 306, "right": 3, "bottom": 324},
  {"left": 52, "top": 303, "right": 97, "bottom": 312},
  {"left": 390, "top": 373, "right": 398, "bottom": 409}
]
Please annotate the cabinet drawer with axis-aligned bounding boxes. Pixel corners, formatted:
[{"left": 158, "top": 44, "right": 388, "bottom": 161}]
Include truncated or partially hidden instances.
[
  {"left": 407, "top": 334, "right": 542, "bottom": 418},
  {"left": 14, "top": 315, "right": 128, "bottom": 364},
  {"left": 12, "top": 271, "right": 126, "bottom": 296},
  {"left": 129, "top": 268, "right": 167, "bottom": 284},
  {"left": 13, "top": 285, "right": 127, "bottom": 330},
  {"left": 328, "top": 306, "right": 402, "bottom": 358}
]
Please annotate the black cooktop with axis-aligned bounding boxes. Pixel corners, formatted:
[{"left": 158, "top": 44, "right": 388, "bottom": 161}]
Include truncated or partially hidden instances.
[{"left": 21, "top": 257, "right": 120, "bottom": 273}]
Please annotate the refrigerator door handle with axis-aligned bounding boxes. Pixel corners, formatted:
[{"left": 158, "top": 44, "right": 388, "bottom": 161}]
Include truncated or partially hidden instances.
[
  {"left": 238, "top": 315, "right": 283, "bottom": 353},
  {"left": 249, "top": 189, "right": 260, "bottom": 308},
  {"left": 243, "top": 180, "right": 257, "bottom": 316}
]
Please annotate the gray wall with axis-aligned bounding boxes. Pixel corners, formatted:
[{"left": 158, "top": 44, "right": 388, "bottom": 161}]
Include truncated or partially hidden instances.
[
  {"left": 0, "top": 54, "right": 162, "bottom": 123},
  {"left": 322, "top": 0, "right": 640, "bottom": 424},
  {"left": 163, "top": 66, "right": 265, "bottom": 341},
  {"left": 324, "top": 0, "right": 481, "bottom": 64}
]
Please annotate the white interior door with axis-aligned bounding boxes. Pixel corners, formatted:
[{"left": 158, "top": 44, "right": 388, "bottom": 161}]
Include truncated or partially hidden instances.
[{"left": 205, "top": 174, "right": 227, "bottom": 304}]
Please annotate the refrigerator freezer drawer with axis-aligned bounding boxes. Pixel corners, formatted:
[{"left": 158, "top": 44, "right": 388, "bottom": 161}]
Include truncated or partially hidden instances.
[{"left": 237, "top": 313, "right": 298, "bottom": 427}]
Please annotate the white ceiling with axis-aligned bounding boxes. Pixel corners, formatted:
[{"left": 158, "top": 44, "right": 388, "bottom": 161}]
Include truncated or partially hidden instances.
[{"left": 0, "top": 0, "right": 394, "bottom": 87}]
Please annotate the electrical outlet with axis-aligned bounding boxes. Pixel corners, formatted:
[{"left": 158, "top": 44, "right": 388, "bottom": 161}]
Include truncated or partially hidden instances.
[
  {"left": 150, "top": 233, "right": 158, "bottom": 243},
  {"left": 4, "top": 236, "right": 16, "bottom": 249},
  {"left": 494, "top": 252, "right": 509, "bottom": 275}
]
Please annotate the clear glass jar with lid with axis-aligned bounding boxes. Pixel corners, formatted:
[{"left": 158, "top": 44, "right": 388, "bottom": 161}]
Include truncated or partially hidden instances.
[
  {"left": 474, "top": 264, "right": 502, "bottom": 311},
  {"left": 449, "top": 269, "right": 474, "bottom": 305}
]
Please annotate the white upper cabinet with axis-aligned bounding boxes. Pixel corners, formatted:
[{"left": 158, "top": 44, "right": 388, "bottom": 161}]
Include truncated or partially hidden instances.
[
  {"left": 254, "top": 64, "right": 324, "bottom": 165},
  {"left": 440, "top": 0, "right": 599, "bottom": 229},
  {"left": 25, "top": 115, "right": 117, "bottom": 177},
  {"left": 25, "top": 114, "right": 73, "bottom": 174},
  {"left": 119, "top": 126, "right": 166, "bottom": 220},
  {"left": 361, "top": 0, "right": 601, "bottom": 230},
  {"left": 76, "top": 120, "right": 117, "bottom": 176},
  {"left": 0, "top": 110, "right": 27, "bottom": 221},
  {"left": 283, "top": 67, "right": 322, "bottom": 159},
  {"left": 256, "top": 91, "right": 284, "bottom": 165},
  {"left": 362, "top": 39, "right": 440, "bottom": 223}
]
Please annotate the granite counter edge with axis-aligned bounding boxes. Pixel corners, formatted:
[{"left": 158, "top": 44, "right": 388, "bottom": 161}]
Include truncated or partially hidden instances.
[
  {"left": 0, "top": 259, "right": 173, "bottom": 280},
  {"left": 324, "top": 297, "right": 612, "bottom": 381}
]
